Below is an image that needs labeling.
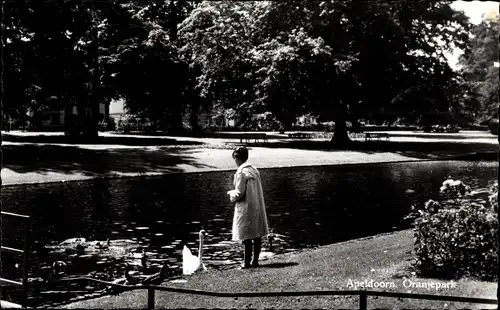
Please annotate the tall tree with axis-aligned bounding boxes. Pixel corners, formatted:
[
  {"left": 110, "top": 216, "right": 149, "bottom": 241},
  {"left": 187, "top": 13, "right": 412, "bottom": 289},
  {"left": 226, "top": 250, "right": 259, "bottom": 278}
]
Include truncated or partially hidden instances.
[
  {"left": 459, "top": 15, "right": 500, "bottom": 123},
  {"left": 179, "top": 1, "right": 353, "bottom": 131},
  {"left": 311, "top": 1, "right": 469, "bottom": 142},
  {"left": 178, "top": 1, "right": 258, "bottom": 127},
  {"left": 102, "top": 1, "right": 196, "bottom": 133},
  {"left": 3, "top": 0, "right": 114, "bottom": 136},
  {"left": 3, "top": 1, "right": 197, "bottom": 135}
]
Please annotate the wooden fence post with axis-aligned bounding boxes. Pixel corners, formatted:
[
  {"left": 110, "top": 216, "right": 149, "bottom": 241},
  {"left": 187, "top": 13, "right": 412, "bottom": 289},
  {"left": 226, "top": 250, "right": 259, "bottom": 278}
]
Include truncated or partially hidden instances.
[
  {"left": 148, "top": 287, "right": 155, "bottom": 310},
  {"left": 359, "top": 291, "right": 367, "bottom": 310}
]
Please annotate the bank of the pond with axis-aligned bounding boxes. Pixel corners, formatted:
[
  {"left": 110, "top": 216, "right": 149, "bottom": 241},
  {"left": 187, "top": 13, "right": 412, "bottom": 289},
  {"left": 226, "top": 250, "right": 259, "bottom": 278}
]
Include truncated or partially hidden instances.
[
  {"left": 0, "top": 145, "right": 425, "bottom": 186},
  {"left": 2, "top": 130, "right": 498, "bottom": 186},
  {"left": 1, "top": 142, "right": 497, "bottom": 186},
  {"left": 58, "top": 229, "right": 496, "bottom": 309}
]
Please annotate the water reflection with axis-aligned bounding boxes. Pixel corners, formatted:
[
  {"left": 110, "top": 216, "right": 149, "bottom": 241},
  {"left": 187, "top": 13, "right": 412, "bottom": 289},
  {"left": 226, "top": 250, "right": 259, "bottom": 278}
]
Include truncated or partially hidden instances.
[{"left": 1, "top": 160, "right": 497, "bottom": 283}]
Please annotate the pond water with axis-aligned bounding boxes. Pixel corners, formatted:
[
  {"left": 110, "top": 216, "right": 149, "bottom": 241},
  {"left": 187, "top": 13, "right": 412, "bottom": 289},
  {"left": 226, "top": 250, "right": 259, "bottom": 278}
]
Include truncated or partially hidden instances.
[{"left": 1, "top": 160, "right": 497, "bottom": 302}]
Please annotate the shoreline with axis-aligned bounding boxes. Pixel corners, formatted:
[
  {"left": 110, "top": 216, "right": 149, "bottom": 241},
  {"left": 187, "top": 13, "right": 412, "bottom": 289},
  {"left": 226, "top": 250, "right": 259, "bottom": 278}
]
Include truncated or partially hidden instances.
[
  {"left": 0, "top": 157, "right": 434, "bottom": 187},
  {"left": 1, "top": 145, "right": 497, "bottom": 187},
  {"left": 2, "top": 154, "right": 497, "bottom": 188}
]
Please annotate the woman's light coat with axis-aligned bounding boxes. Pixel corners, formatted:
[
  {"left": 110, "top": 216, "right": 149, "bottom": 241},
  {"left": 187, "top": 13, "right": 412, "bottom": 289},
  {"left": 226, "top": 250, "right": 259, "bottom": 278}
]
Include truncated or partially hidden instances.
[{"left": 227, "top": 162, "right": 269, "bottom": 241}]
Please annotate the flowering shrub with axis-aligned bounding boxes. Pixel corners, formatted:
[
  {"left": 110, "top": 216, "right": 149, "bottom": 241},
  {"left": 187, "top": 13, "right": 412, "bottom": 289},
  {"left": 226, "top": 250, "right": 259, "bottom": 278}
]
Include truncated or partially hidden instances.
[
  {"left": 439, "top": 179, "right": 471, "bottom": 197},
  {"left": 406, "top": 179, "right": 498, "bottom": 280}
]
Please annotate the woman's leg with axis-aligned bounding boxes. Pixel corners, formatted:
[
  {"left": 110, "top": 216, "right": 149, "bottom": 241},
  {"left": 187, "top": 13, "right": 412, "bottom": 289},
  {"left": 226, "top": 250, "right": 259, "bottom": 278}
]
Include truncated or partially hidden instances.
[
  {"left": 242, "top": 239, "right": 252, "bottom": 268},
  {"left": 251, "top": 237, "right": 261, "bottom": 266}
]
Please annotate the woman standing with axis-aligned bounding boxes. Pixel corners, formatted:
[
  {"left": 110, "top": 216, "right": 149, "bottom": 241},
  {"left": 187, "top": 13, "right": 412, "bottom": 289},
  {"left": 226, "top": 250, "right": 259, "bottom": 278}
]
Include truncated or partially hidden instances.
[{"left": 227, "top": 147, "right": 269, "bottom": 269}]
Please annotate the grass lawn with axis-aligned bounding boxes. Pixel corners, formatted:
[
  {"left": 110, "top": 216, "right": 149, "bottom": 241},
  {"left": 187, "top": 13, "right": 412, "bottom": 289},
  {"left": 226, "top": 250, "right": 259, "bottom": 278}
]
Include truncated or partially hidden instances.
[{"left": 59, "top": 230, "right": 497, "bottom": 309}]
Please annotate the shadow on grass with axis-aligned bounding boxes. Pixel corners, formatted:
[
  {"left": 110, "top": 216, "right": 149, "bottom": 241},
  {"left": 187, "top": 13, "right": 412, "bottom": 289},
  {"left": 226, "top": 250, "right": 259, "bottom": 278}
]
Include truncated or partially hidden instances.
[
  {"left": 113, "top": 131, "right": 290, "bottom": 140},
  {"left": 258, "top": 262, "right": 299, "bottom": 269},
  {"left": 2, "top": 144, "right": 215, "bottom": 177},
  {"left": 2, "top": 133, "right": 205, "bottom": 146}
]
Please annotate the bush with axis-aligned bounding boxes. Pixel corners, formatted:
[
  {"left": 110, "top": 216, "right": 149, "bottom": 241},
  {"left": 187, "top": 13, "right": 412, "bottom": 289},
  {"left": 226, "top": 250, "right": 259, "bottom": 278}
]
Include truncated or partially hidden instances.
[{"left": 405, "top": 179, "right": 498, "bottom": 280}]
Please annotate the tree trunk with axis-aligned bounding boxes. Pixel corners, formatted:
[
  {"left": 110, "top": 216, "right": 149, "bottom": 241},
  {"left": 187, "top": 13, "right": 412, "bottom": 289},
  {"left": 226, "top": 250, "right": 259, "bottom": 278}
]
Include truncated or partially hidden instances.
[
  {"left": 350, "top": 103, "right": 362, "bottom": 133},
  {"left": 88, "top": 26, "right": 100, "bottom": 139},
  {"left": 278, "top": 112, "right": 294, "bottom": 132},
  {"left": 168, "top": 105, "right": 184, "bottom": 135},
  {"left": 170, "top": 113, "right": 184, "bottom": 134},
  {"left": 351, "top": 118, "right": 361, "bottom": 133},
  {"left": 166, "top": 1, "right": 185, "bottom": 135},
  {"left": 189, "top": 110, "right": 201, "bottom": 133},
  {"left": 330, "top": 118, "right": 351, "bottom": 145},
  {"left": 64, "top": 98, "right": 72, "bottom": 133},
  {"left": 330, "top": 102, "right": 352, "bottom": 146},
  {"left": 104, "top": 100, "right": 110, "bottom": 125}
]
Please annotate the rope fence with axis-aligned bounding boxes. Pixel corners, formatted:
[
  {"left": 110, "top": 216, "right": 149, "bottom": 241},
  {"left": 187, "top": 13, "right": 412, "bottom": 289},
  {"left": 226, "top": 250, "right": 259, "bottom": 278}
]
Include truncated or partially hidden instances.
[{"left": 50, "top": 276, "right": 497, "bottom": 310}]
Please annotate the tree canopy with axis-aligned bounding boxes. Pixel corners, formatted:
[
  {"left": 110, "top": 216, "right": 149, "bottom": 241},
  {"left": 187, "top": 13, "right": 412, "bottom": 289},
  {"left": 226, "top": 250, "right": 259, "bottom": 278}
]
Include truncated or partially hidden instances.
[
  {"left": 2, "top": 0, "right": 481, "bottom": 142},
  {"left": 178, "top": 0, "right": 471, "bottom": 142}
]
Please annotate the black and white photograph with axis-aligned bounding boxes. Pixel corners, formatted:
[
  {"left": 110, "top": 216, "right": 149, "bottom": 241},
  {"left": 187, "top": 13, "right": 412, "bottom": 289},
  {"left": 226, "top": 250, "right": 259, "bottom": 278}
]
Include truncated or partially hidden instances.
[{"left": 0, "top": 0, "right": 498, "bottom": 308}]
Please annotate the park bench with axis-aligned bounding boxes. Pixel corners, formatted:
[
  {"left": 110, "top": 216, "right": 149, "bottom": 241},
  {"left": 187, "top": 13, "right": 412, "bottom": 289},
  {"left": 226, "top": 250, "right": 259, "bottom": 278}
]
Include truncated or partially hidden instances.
[
  {"left": 288, "top": 132, "right": 312, "bottom": 139},
  {"left": 240, "top": 133, "right": 268, "bottom": 144},
  {"left": 349, "top": 132, "right": 365, "bottom": 139},
  {"left": 424, "top": 125, "right": 461, "bottom": 133},
  {"left": 365, "top": 132, "right": 390, "bottom": 142}
]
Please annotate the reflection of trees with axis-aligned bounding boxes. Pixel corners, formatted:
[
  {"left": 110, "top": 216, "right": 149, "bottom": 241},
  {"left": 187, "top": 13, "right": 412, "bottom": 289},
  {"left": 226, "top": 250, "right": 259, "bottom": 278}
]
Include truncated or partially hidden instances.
[
  {"left": 84, "top": 179, "right": 113, "bottom": 238},
  {"left": 388, "top": 164, "right": 424, "bottom": 185},
  {"left": 125, "top": 175, "right": 188, "bottom": 241},
  {"left": 290, "top": 170, "right": 321, "bottom": 199}
]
